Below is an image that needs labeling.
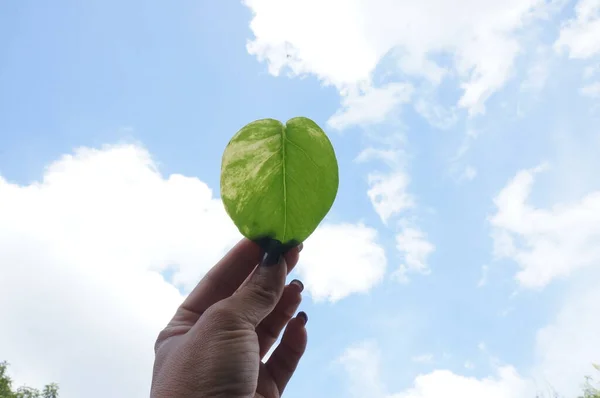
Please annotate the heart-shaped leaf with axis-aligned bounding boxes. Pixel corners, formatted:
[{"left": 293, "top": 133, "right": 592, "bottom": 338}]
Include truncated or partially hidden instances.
[{"left": 220, "top": 117, "right": 339, "bottom": 248}]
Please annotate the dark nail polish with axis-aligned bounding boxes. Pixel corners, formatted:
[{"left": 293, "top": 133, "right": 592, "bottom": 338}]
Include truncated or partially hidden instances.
[
  {"left": 261, "top": 250, "right": 281, "bottom": 267},
  {"left": 290, "top": 279, "right": 304, "bottom": 292},
  {"left": 297, "top": 243, "right": 304, "bottom": 252},
  {"left": 297, "top": 311, "right": 308, "bottom": 325},
  {"left": 259, "top": 238, "right": 285, "bottom": 267}
]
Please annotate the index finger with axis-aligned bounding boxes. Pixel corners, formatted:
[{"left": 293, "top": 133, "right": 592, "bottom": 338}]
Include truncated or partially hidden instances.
[
  {"left": 180, "top": 238, "right": 301, "bottom": 317},
  {"left": 180, "top": 238, "right": 261, "bottom": 316}
]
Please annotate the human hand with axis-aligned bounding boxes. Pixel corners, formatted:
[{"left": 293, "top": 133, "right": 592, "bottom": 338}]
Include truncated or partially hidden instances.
[{"left": 151, "top": 238, "right": 307, "bottom": 398}]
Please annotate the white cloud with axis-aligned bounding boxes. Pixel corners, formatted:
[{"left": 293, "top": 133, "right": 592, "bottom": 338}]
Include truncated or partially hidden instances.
[
  {"left": 487, "top": 160, "right": 600, "bottom": 397},
  {"left": 414, "top": 98, "right": 459, "bottom": 130},
  {"left": 245, "top": 0, "right": 380, "bottom": 89},
  {"left": 520, "top": 48, "right": 551, "bottom": 94},
  {"left": 581, "top": 81, "right": 600, "bottom": 97},
  {"left": 0, "top": 144, "right": 240, "bottom": 397},
  {"left": 392, "top": 367, "right": 531, "bottom": 398},
  {"left": 533, "top": 281, "right": 600, "bottom": 397},
  {"left": 0, "top": 144, "right": 387, "bottom": 396},
  {"left": 366, "top": 171, "right": 415, "bottom": 224},
  {"left": 337, "top": 341, "right": 533, "bottom": 398},
  {"left": 356, "top": 147, "right": 435, "bottom": 281},
  {"left": 298, "top": 223, "right": 387, "bottom": 302},
  {"left": 356, "top": 147, "right": 415, "bottom": 224},
  {"left": 555, "top": 0, "right": 600, "bottom": 59},
  {"left": 489, "top": 163, "right": 600, "bottom": 288},
  {"left": 356, "top": 147, "right": 405, "bottom": 168},
  {"left": 394, "top": 226, "right": 435, "bottom": 282},
  {"left": 328, "top": 83, "right": 414, "bottom": 130},
  {"left": 337, "top": 341, "right": 387, "bottom": 398},
  {"left": 339, "top": 322, "right": 600, "bottom": 398},
  {"left": 244, "top": 0, "right": 554, "bottom": 119}
]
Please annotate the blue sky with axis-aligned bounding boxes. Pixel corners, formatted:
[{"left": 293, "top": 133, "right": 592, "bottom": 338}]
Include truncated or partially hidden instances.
[{"left": 1, "top": 1, "right": 600, "bottom": 397}]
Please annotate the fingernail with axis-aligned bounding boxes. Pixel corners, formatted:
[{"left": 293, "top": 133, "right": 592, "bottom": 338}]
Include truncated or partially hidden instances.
[
  {"left": 260, "top": 250, "right": 282, "bottom": 267},
  {"left": 298, "top": 243, "right": 304, "bottom": 252},
  {"left": 290, "top": 279, "right": 304, "bottom": 292},
  {"left": 260, "top": 238, "right": 285, "bottom": 267},
  {"left": 297, "top": 311, "right": 308, "bottom": 325}
]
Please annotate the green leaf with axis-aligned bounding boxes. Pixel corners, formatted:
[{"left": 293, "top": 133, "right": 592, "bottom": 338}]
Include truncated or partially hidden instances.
[{"left": 220, "top": 117, "right": 338, "bottom": 247}]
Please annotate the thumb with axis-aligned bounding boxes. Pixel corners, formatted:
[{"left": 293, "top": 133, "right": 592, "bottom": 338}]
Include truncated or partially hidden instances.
[{"left": 222, "top": 242, "right": 288, "bottom": 327}]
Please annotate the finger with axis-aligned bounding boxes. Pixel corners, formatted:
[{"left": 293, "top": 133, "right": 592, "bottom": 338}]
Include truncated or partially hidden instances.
[
  {"left": 157, "top": 239, "right": 263, "bottom": 346},
  {"left": 257, "top": 279, "right": 304, "bottom": 358},
  {"left": 235, "top": 243, "right": 302, "bottom": 294},
  {"left": 265, "top": 312, "right": 308, "bottom": 395},
  {"left": 182, "top": 241, "right": 302, "bottom": 318},
  {"left": 158, "top": 240, "right": 301, "bottom": 349},
  {"left": 284, "top": 242, "right": 302, "bottom": 270},
  {"left": 178, "top": 238, "right": 263, "bottom": 317},
  {"left": 221, "top": 245, "right": 288, "bottom": 327}
]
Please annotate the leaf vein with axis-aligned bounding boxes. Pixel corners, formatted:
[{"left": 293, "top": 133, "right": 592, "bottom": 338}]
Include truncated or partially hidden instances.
[
  {"left": 285, "top": 137, "right": 320, "bottom": 169},
  {"left": 281, "top": 125, "right": 288, "bottom": 242}
]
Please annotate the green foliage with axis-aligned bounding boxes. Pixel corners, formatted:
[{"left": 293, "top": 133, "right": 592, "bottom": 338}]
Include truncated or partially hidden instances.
[
  {"left": 14, "top": 386, "right": 41, "bottom": 398},
  {"left": 0, "top": 362, "right": 15, "bottom": 398},
  {"left": 41, "top": 385, "right": 59, "bottom": 398},
  {"left": 0, "top": 362, "right": 58, "bottom": 398},
  {"left": 221, "top": 117, "right": 339, "bottom": 246},
  {"left": 537, "top": 364, "right": 600, "bottom": 398},
  {"left": 578, "top": 365, "right": 600, "bottom": 398}
]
